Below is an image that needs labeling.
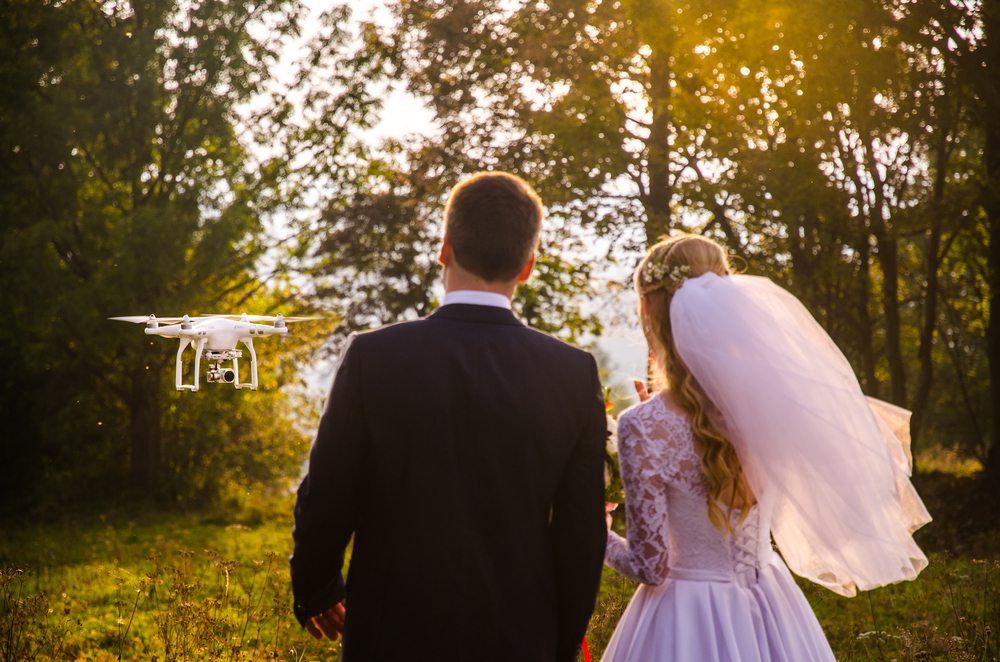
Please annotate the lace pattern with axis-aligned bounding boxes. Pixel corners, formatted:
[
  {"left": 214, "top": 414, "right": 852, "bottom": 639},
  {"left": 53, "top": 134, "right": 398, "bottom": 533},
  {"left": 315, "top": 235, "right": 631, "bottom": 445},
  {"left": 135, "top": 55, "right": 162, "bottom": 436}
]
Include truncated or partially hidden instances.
[
  {"left": 605, "top": 395, "right": 766, "bottom": 586},
  {"left": 605, "top": 397, "right": 702, "bottom": 585}
]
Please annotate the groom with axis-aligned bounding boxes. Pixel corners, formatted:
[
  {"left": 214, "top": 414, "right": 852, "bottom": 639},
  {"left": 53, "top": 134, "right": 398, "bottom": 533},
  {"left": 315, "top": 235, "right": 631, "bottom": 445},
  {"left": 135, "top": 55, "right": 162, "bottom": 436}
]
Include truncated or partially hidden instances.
[{"left": 290, "top": 172, "right": 608, "bottom": 661}]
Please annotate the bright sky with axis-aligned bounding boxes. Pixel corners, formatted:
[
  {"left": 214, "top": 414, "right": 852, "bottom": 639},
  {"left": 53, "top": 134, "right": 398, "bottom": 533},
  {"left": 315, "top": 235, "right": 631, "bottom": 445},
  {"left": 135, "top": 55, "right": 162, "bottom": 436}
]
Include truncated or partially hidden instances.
[{"left": 279, "top": 0, "right": 650, "bottom": 402}]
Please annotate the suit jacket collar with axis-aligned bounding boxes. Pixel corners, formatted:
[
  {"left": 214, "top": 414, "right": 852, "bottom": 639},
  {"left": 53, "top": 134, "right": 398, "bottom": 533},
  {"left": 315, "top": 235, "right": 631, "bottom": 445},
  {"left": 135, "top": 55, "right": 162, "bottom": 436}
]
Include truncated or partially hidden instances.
[{"left": 428, "top": 303, "right": 524, "bottom": 326}]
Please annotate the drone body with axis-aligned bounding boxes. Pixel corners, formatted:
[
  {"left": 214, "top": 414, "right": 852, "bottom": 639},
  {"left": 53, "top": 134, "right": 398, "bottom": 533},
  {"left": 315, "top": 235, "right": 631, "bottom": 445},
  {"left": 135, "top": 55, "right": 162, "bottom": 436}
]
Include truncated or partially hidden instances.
[{"left": 110, "top": 313, "right": 319, "bottom": 391}]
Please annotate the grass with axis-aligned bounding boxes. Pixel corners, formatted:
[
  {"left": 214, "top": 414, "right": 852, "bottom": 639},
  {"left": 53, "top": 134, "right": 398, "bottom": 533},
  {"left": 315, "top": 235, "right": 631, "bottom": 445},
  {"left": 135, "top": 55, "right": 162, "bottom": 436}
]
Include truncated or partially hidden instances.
[
  {"left": 799, "top": 555, "right": 1000, "bottom": 661},
  {"left": 915, "top": 447, "right": 984, "bottom": 480},
  {"left": 2, "top": 473, "right": 999, "bottom": 662},
  {"left": 0, "top": 498, "right": 340, "bottom": 662}
]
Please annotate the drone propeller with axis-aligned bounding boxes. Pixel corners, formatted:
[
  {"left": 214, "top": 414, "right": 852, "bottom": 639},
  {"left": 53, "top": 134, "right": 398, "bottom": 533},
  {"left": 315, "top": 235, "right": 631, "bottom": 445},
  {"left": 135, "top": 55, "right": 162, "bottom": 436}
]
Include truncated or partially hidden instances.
[
  {"left": 205, "top": 314, "right": 324, "bottom": 323},
  {"left": 109, "top": 314, "right": 193, "bottom": 324}
]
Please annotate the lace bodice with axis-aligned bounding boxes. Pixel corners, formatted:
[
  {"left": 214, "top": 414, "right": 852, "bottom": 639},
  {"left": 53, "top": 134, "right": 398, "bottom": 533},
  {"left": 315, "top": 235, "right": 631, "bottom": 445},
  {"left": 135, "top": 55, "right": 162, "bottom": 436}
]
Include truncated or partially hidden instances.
[{"left": 606, "top": 395, "right": 768, "bottom": 586}]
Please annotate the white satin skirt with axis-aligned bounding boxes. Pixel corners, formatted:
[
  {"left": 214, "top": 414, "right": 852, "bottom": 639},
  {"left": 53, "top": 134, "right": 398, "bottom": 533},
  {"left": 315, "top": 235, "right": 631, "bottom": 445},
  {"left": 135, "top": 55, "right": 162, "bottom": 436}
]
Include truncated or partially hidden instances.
[{"left": 601, "top": 556, "right": 836, "bottom": 662}]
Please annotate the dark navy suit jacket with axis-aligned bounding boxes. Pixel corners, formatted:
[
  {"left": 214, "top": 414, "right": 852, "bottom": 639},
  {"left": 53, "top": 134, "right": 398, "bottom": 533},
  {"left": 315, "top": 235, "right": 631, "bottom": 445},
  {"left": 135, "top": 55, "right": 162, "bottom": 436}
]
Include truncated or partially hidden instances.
[{"left": 291, "top": 303, "right": 608, "bottom": 662}]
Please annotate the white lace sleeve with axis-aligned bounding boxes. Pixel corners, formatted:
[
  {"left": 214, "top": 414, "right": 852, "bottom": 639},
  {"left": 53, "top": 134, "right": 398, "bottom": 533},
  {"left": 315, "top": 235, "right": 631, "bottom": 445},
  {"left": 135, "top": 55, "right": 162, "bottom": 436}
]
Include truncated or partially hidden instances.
[{"left": 605, "top": 410, "right": 670, "bottom": 585}]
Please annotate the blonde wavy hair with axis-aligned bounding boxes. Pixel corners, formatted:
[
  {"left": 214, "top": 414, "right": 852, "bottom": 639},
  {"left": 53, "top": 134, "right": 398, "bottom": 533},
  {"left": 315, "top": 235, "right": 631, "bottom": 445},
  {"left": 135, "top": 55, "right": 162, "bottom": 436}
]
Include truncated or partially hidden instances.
[{"left": 635, "top": 234, "right": 753, "bottom": 533}]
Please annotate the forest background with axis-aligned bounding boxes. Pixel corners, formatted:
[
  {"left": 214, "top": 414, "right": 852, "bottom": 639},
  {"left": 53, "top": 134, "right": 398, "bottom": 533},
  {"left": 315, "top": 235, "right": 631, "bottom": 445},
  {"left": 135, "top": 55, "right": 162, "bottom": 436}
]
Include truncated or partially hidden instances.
[
  {"left": 2, "top": 0, "right": 1000, "bottom": 659},
  {"left": 2, "top": 0, "right": 998, "bottom": 511}
]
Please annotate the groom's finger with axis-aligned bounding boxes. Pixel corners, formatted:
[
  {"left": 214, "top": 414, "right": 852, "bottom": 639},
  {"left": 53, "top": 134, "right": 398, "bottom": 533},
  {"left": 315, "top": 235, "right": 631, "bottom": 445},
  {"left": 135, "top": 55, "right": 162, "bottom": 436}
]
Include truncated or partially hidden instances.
[
  {"left": 312, "top": 612, "right": 342, "bottom": 641},
  {"left": 321, "top": 612, "right": 343, "bottom": 637},
  {"left": 305, "top": 619, "right": 324, "bottom": 640},
  {"left": 320, "top": 603, "right": 346, "bottom": 628}
]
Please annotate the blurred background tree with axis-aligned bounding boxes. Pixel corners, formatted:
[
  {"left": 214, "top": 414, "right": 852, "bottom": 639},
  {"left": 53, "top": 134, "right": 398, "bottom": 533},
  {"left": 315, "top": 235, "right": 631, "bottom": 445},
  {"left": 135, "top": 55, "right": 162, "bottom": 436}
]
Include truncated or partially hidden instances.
[
  {"left": 0, "top": 0, "right": 369, "bottom": 512},
  {"left": 287, "top": 18, "right": 608, "bottom": 349},
  {"left": 338, "top": 0, "right": 998, "bottom": 487},
  {"left": 2, "top": 0, "right": 998, "bottom": 514}
]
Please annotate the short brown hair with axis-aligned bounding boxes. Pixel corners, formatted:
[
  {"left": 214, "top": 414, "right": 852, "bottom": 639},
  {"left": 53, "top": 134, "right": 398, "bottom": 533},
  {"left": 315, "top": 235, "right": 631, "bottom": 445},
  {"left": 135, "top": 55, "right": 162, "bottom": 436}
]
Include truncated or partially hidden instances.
[{"left": 443, "top": 172, "right": 543, "bottom": 282}]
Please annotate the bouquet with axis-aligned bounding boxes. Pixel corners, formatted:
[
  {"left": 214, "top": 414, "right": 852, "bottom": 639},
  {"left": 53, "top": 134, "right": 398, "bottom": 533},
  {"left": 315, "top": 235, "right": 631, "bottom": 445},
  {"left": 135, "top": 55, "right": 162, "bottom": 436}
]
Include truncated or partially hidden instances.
[{"left": 603, "top": 386, "right": 625, "bottom": 503}]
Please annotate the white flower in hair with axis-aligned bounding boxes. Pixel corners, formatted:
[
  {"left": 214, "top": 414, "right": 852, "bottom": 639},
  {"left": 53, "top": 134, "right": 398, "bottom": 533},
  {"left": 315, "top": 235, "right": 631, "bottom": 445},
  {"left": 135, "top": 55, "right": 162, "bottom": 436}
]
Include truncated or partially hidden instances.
[{"left": 643, "top": 259, "right": 692, "bottom": 289}]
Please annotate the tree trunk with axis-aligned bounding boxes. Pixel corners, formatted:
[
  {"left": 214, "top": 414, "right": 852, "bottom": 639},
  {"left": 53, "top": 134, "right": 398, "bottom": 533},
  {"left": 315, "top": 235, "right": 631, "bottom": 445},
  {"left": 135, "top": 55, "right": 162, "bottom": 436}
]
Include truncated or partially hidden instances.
[
  {"left": 986, "top": 186, "right": 1000, "bottom": 484},
  {"left": 872, "top": 223, "right": 907, "bottom": 406},
  {"left": 911, "top": 127, "right": 952, "bottom": 446},
  {"left": 857, "top": 233, "right": 879, "bottom": 398},
  {"left": 128, "top": 361, "right": 161, "bottom": 492},
  {"left": 910, "top": 223, "right": 941, "bottom": 445},
  {"left": 983, "top": 0, "right": 1000, "bottom": 487},
  {"left": 643, "top": 51, "right": 673, "bottom": 243}
]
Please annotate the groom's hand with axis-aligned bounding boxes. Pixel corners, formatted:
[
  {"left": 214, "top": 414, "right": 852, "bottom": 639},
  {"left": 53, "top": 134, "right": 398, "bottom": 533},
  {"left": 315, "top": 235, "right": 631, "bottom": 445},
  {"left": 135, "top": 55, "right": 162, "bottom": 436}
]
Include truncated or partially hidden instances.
[{"left": 305, "top": 602, "right": 345, "bottom": 641}]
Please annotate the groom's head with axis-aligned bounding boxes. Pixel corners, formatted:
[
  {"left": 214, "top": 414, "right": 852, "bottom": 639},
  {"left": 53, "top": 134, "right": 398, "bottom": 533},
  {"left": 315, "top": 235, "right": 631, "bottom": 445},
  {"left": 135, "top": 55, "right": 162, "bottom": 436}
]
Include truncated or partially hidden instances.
[{"left": 442, "top": 172, "right": 543, "bottom": 283}]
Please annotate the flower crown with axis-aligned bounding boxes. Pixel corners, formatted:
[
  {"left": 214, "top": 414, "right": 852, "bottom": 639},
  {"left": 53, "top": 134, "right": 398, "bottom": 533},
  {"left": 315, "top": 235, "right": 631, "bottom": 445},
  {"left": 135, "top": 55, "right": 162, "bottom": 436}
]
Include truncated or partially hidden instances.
[{"left": 639, "top": 258, "right": 691, "bottom": 293}]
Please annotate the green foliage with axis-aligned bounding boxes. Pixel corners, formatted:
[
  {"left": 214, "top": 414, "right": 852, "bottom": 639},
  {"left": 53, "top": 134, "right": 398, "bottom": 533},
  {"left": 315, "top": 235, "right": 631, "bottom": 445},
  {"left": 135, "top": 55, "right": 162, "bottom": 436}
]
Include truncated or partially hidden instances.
[
  {"left": 0, "top": 0, "right": 371, "bottom": 510},
  {"left": 307, "top": 161, "right": 443, "bottom": 334},
  {"left": 361, "top": 0, "right": 996, "bottom": 467},
  {"left": 300, "top": 147, "right": 605, "bottom": 348}
]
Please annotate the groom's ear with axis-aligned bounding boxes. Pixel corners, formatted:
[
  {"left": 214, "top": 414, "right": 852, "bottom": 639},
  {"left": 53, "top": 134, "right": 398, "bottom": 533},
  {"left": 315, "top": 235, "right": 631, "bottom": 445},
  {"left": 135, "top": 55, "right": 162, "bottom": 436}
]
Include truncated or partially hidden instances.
[
  {"left": 516, "top": 252, "right": 536, "bottom": 283},
  {"left": 438, "top": 235, "right": 452, "bottom": 267}
]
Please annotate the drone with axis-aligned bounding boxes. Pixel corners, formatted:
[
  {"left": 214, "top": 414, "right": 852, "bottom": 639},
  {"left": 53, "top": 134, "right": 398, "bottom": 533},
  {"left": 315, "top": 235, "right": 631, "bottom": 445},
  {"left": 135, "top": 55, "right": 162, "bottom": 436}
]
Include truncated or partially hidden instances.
[{"left": 110, "top": 313, "right": 321, "bottom": 391}]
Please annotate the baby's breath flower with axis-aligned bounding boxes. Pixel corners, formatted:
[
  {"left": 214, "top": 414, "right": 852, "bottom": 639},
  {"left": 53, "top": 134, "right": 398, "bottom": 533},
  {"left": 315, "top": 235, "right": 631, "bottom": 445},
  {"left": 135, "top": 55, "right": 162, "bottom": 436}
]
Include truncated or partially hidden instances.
[{"left": 642, "top": 259, "right": 692, "bottom": 291}]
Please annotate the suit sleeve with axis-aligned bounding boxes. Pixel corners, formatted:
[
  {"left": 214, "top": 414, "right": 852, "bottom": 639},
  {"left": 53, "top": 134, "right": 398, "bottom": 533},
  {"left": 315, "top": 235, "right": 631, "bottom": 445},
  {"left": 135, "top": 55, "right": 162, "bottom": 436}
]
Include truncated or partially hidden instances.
[
  {"left": 550, "top": 355, "right": 609, "bottom": 662},
  {"left": 290, "top": 333, "right": 369, "bottom": 627}
]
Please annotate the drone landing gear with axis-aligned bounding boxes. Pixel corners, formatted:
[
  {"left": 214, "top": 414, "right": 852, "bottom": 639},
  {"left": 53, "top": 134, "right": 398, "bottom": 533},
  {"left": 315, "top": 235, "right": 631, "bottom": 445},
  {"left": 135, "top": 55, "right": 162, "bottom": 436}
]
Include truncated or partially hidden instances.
[
  {"left": 239, "top": 339, "right": 258, "bottom": 390},
  {"left": 176, "top": 338, "right": 207, "bottom": 391},
  {"left": 175, "top": 339, "right": 258, "bottom": 391}
]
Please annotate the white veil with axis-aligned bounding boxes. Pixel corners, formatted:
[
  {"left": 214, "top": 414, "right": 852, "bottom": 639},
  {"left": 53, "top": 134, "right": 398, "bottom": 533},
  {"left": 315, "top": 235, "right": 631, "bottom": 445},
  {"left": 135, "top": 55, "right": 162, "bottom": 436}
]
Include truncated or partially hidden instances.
[{"left": 670, "top": 272, "right": 931, "bottom": 597}]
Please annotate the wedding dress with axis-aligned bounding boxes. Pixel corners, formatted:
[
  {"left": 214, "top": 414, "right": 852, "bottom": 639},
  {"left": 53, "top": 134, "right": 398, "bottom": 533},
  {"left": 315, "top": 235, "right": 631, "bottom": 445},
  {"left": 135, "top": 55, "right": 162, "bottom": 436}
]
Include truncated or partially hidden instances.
[
  {"left": 601, "top": 272, "right": 929, "bottom": 661},
  {"left": 602, "top": 394, "right": 837, "bottom": 662}
]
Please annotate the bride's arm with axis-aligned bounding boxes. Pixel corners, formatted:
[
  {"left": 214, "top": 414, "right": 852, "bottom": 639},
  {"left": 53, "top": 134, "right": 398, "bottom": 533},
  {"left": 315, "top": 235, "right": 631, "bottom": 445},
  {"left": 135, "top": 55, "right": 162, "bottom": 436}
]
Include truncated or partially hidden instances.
[{"left": 604, "top": 411, "right": 670, "bottom": 585}]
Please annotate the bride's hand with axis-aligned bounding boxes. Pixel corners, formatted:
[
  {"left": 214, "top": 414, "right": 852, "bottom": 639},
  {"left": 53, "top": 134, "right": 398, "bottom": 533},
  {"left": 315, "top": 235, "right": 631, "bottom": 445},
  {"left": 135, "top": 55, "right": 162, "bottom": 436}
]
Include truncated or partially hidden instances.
[
  {"left": 633, "top": 379, "right": 652, "bottom": 403},
  {"left": 605, "top": 502, "right": 619, "bottom": 530}
]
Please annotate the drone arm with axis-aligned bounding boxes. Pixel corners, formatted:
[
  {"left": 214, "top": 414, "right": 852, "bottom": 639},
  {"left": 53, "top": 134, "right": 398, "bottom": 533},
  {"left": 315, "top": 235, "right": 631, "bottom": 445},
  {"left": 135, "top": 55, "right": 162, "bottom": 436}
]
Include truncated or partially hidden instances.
[
  {"left": 148, "top": 325, "right": 181, "bottom": 338},
  {"left": 258, "top": 326, "right": 288, "bottom": 337}
]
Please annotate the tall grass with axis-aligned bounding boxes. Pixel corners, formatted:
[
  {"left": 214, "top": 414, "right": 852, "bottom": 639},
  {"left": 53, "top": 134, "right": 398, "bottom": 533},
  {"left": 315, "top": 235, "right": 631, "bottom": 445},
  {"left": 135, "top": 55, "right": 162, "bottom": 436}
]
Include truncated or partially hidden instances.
[
  {"left": 2, "top": 492, "right": 998, "bottom": 662},
  {"left": 0, "top": 549, "right": 317, "bottom": 662},
  {"left": 0, "top": 500, "right": 337, "bottom": 662}
]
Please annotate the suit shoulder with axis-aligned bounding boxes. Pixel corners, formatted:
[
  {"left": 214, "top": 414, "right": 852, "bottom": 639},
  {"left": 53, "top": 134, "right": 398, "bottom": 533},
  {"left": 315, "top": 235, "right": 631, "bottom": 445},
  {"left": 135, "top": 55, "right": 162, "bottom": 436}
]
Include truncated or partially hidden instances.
[
  {"left": 519, "top": 326, "right": 596, "bottom": 365},
  {"left": 348, "top": 317, "right": 431, "bottom": 345}
]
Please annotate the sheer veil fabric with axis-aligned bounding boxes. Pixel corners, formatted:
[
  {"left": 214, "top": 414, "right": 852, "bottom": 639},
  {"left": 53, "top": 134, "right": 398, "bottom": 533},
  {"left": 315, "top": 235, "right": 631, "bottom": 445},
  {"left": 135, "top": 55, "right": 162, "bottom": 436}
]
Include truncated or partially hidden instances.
[{"left": 669, "top": 272, "right": 931, "bottom": 597}]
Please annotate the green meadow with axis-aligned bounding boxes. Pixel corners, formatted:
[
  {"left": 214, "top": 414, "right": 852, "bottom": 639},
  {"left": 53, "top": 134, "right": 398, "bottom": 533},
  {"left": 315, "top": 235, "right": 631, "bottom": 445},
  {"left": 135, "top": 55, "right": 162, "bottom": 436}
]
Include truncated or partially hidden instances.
[
  {"left": 1, "top": 469, "right": 997, "bottom": 662},
  {"left": 0, "top": 496, "right": 327, "bottom": 662}
]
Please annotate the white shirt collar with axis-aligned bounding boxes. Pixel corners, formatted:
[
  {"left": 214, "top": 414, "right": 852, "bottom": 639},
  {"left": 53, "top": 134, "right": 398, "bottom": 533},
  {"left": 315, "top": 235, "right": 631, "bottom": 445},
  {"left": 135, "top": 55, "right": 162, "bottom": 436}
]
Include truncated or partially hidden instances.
[{"left": 442, "top": 290, "right": 512, "bottom": 310}]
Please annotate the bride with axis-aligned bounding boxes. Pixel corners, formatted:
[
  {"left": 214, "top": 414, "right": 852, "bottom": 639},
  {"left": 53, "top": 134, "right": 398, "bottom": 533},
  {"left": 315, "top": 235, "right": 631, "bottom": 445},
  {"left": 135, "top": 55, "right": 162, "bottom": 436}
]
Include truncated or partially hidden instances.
[{"left": 601, "top": 234, "right": 931, "bottom": 662}]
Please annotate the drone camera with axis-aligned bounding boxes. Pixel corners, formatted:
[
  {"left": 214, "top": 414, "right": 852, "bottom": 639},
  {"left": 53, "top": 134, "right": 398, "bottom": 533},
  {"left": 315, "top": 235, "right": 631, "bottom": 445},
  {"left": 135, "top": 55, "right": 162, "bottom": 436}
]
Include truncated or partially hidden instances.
[{"left": 207, "top": 367, "right": 237, "bottom": 383}]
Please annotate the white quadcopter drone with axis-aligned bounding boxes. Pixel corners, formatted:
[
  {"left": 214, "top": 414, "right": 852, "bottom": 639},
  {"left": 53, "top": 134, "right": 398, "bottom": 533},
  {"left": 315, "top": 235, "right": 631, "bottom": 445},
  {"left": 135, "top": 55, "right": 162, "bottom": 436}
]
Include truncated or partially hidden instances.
[{"left": 110, "top": 313, "right": 320, "bottom": 391}]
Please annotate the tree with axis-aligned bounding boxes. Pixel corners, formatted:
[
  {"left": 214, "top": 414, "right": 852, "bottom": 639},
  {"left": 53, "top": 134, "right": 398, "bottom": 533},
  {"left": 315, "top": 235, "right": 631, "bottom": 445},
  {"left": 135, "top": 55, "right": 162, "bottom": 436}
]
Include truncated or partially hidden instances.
[
  {"left": 979, "top": 0, "right": 1000, "bottom": 484},
  {"left": 301, "top": 146, "right": 605, "bottom": 347},
  {"left": 359, "top": 0, "right": 989, "bottom": 460},
  {"left": 0, "top": 0, "right": 363, "bottom": 508}
]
